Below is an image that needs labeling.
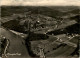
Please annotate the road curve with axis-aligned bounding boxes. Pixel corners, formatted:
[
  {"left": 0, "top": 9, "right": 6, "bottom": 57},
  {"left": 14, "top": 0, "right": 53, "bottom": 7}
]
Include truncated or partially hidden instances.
[{"left": 1, "top": 28, "right": 31, "bottom": 58}]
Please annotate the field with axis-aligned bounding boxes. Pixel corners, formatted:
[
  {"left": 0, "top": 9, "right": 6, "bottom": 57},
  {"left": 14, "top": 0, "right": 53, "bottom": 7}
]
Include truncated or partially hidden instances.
[{"left": 0, "top": 6, "right": 80, "bottom": 58}]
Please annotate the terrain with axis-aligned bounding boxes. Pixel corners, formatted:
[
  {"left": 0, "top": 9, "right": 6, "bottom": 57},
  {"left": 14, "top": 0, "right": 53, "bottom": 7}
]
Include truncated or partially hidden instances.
[{"left": 0, "top": 6, "right": 80, "bottom": 58}]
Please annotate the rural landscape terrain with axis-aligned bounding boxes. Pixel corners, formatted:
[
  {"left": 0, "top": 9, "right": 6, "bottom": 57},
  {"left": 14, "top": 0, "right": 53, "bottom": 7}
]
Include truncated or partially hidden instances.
[{"left": 0, "top": 6, "right": 80, "bottom": 58}]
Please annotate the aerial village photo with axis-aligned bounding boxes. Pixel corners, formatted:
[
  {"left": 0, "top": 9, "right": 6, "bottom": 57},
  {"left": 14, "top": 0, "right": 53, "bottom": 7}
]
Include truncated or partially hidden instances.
[{"left": 0, "top": 0, "right": 80, "bottom": 58}]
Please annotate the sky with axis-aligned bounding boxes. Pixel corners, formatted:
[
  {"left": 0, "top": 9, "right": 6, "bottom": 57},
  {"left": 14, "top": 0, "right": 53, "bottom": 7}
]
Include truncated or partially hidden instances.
[{"left": 0, "top": 0, "right": 80, "bottom": 6}]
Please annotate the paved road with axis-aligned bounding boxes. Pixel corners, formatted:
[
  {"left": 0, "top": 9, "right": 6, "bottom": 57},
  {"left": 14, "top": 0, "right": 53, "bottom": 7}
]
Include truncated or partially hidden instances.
[{"left": 1, "top": 28, "right": 31, "bottom": 58}]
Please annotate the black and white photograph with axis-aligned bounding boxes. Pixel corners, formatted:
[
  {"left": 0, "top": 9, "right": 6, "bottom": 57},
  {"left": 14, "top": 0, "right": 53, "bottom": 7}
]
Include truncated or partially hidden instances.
[{"left": 0, "top": 0, "right": 80, "bottom": 58}]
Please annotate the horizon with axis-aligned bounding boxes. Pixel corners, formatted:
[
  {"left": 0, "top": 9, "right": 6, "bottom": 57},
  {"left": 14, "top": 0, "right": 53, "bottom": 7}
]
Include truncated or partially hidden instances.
[{"left": 0, "top": 0, "right": 80, "bottom": 6}]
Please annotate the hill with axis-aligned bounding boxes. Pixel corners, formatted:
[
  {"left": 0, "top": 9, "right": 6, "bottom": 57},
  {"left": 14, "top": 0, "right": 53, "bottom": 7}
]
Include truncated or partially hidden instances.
[{"left": 1, "top": 6, "right": 63, "bottom": 18}]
